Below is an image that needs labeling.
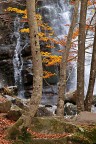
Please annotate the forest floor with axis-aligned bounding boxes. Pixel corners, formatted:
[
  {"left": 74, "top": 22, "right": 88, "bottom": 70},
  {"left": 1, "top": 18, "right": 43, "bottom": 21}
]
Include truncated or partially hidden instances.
[
  {"left": 0, "top": 97, "right": 14, "bottom": 144},
  {"left": 0, "top": 113, "right": 14, "bottom": 144}
]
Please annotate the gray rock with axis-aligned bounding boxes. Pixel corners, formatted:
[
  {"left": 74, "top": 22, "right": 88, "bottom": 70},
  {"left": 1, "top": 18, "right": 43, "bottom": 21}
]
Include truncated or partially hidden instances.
[
  {"left": 12, "top": 98, "right": 30, "bottom": 111},
  {"left": 45, "top": 105, "right": 57, "bottom": 115},
  {"left": 35, "top": 106, "right": 53, "bottom": 117},
  {"left": 64, "top": 102, "right": 77, "bottom": 116}
]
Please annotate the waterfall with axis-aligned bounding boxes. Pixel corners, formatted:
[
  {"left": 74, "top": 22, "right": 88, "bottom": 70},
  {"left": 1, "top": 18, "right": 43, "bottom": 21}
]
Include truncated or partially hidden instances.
[
  {"left": 39, "top": 0, "right": 71, "bottom": 36},
  {"left": 38, "top": 0, "right": 76, "bottom": 91},
  {"left": 39, "top": 0, "right": 95, "bottom": 94},
  {"left": 13, "top": 16, "right": 24, "bottom": 97}
]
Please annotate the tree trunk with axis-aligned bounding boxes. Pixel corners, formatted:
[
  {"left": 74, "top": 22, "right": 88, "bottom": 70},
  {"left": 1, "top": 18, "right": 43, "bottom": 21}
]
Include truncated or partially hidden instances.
[
  {"left": 23, "top": 0, "right": 43, "bottom": 127},
  {"left": 57, "top": 0, "right": 79, "bottom": 116},
  {"left": 77, "top": 0, "right": 88, "bottom": 113},
  {"left": 6, "top": 0, "right": 43, "bottom": 136},
  {"left": 84, "top": 25, "right": 96, "bottom": 111}
]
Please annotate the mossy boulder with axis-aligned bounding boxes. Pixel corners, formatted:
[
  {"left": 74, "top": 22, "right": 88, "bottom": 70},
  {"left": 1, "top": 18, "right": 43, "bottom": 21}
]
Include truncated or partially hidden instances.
[{"left": 7, "top": 116, "right": 96, "bottom": 144}]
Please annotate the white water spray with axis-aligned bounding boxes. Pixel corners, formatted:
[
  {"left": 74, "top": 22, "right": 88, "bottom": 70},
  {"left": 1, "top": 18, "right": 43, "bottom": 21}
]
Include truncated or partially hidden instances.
[{"left": 13, "top": 16, "right": 24, "bottom": 97}]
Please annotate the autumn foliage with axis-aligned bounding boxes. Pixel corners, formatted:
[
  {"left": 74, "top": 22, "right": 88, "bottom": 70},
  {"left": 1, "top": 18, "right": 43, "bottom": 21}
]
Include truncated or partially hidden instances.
[{"left": 27, "top": 128, "right": 70, "bottom": 139}]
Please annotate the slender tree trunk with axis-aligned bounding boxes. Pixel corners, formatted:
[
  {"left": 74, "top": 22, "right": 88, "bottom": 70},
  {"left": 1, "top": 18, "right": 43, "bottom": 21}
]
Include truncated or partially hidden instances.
[
  {"left": 77, "top": 0, "right": 88, "bottom": 113},
  {"left": 84, "top": 25, "right": 96, "bottom": 111},
  {"left": 7, "top": 0, "right": 43, "bottom": 133},
  {"left": 23, "top": 0, "right": 43, "bottom": 127},
  {"left": 57, "top": 0, "right": 79, "bottom": 116}
]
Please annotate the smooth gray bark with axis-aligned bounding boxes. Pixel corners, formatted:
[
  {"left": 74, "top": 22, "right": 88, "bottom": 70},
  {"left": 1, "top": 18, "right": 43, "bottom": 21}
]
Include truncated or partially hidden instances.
[
  {"left": 57, "top": 0, "right": 79, "bottom": 116},
  {"left": 77, "top": 0, "right": 88, "bottom": 113}
]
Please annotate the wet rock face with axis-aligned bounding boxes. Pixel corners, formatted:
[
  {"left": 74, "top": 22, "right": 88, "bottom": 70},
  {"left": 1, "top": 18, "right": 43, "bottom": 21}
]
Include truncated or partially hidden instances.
[
  {"left": 22, "top": 59, "right": 33, "bottom": 98},
  {"left": 0, "top": 1, "right": 28, "bottom": 91},
  {"left": 0, "top": 11, "right": 15, "bottom": 87},
  {"left": 0, "top": 45, "right": 14, "bottom": 60},
  {"left": 21, "top": 46, "right": 31, "bottom": 57},
  {"left": 0, "top": 59, "right": 14, "bottom": 86},
  {"left": 0, "top": 13, "right": 13, "bottom": 45},
  {"left": 0, "top": 35, "right": 14, "bottom": 86}
]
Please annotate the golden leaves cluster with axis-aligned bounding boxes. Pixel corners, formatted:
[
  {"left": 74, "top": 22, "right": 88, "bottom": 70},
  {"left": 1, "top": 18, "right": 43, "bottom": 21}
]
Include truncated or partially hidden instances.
[
  {"left": 41, "top": 52, "right": 62, "bottom": 66},
  {"left": 43, "top": 71, "right": 56, "bottom": 78}
]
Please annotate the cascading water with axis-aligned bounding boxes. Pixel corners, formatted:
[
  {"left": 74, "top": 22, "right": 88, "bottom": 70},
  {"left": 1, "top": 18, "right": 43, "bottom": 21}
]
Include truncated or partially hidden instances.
[
  {"left": 39, "top": 0, "right": 71, "bottom": 36},
  {"left": 39, "top": 0, "right": 76, "bottom": 92},
  {"left": 13, "top": 16, "right": 24, "bottom": 97},
  {"left": 38, "top": 0, "right": 77, "bottom": 106},
  {"left": 40, "top": 0, "right": 95, "bottom": 92}
]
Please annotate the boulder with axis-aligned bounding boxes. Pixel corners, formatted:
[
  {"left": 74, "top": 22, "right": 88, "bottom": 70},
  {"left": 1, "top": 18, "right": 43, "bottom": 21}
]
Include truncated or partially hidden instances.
[
  {"left": 65, "top": 90, "right": 96, "bottom": 106},
  {"left": 64, "top": 103, "right": 77, "bottom": 116},
  {"left": 3, "top": 95, "right": 30, "bottom": 111},
  {"left": 12, "top": 98, "right": 30, "bottom": 112},
  {"left": 6, "top": 105, "right": 22, "bottom": 121},
  {"left": 0, "top": 100, "right": 12, "bottom": 113},
  {"left": 35, "top": 106, "right": 53, "bottom": 117},
  {"left": 7, "top": 116, "right": 96, "bottom": 144},
  {"left": 45, "top": 105, "right": 57, "bottom": 114},
  {"left": 6, "top": 104, "right": 53, "bottom": 121},
  {"left": 74, "top": 111, "right": 96, "bottom": 123}
]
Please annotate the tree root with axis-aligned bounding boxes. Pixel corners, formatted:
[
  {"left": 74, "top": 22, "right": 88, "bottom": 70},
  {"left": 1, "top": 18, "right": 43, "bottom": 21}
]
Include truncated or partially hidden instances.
[{"left": 5, "top": 116, "right": 24, "bottom": 139}]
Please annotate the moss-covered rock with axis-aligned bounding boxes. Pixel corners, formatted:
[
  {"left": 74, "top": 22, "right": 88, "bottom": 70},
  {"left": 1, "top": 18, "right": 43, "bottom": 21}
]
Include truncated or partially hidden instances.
[{"left": 6, "top": 116, "right": 96, "bottom": 144}]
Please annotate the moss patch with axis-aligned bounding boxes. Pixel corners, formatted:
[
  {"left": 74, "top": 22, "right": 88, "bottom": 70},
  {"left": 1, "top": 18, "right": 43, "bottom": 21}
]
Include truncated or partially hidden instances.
[
  {"left": 30, "top": 117, "right": 78, "bottom": 134},
  {"left": 70, "top": 125, "right": 96, "bottom": 144},
  {"left": 13, "top": 138, "right": 67, "bottom": 144}
]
